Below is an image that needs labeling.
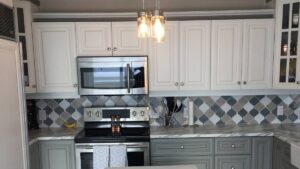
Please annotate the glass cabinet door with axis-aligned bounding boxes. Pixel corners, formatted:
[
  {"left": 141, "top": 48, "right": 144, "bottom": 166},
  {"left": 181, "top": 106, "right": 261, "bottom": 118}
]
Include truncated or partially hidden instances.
[{"left": 276, "top": 0, "right": 300, "bottom": 88}]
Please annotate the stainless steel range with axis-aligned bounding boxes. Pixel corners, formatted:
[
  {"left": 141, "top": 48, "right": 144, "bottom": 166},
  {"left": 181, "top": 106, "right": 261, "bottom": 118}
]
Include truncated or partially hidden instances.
[{"left": 75, "top": 107, "right": 150, "bottom": 169}]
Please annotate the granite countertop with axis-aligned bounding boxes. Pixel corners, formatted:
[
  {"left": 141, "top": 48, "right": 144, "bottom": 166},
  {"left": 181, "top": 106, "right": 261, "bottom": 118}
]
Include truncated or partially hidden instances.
[
  {"left": 150, "top": 123, "right": 300, "bottom": 147},
  {"left": 28, "top": 127, "right": 83, "bottom": 145}
]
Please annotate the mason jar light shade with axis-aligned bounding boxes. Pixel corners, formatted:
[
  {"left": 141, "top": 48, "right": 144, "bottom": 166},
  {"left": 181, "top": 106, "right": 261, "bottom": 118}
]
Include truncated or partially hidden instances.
[
  {"left": 137, "top": 11, "right": 151, "bottom": 38},
  {"left": 151, "top": 10, "right": 166, "bottom": 43}
]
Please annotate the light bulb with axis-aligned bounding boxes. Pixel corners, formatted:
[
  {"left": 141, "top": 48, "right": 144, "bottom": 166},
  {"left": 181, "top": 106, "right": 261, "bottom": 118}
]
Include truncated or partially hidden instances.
[
  {"left": 137, "top": 12, "right": 151, "bottom": 38},
  {"left": 151, "top": 10, "right": 165, "bottom": 43}
]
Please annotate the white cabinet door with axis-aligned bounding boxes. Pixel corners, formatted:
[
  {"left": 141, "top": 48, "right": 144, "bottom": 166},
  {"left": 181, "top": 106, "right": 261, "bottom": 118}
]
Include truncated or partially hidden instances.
[
  {"left": 149, "top": 21, "right": 180, "bottom": 92},
  {"left": 179, "top": 21, "right": 211, "bottom": 91},
  {"left": 242, "top": 19, "right": 274, "bottom": 89},
  {"left": 112, "top": 22, "right": 148, "bottom": 56},
  {"left": 211, "top": 20, "right": 243, "bottom": 90},
  {"left": 76, "top": 22, "right": 112, "bottom": 56},
  {"left": 33, "top": 22, "right": 77, "bottom": 93}
]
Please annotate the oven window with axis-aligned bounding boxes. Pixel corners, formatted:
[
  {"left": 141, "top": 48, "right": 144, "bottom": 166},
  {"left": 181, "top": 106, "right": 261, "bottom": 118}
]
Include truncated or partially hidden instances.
[
  {"left": 80, "top": 67, "right": 129, "bottom": 89},
  {"left": 130, "top": 66, "right": 145, "bottom": 88},
  {"left": 80, "top": 153, "right": 93, "bottom": 169},
  {"left": 127, "top": 151, "right": 145, "bottom": 166}
]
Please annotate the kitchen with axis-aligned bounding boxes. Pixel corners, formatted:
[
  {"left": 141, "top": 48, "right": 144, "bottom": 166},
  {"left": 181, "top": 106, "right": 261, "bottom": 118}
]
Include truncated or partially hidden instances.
[{"left": 1, "top": 0, "right": 300, "bottom": 169}]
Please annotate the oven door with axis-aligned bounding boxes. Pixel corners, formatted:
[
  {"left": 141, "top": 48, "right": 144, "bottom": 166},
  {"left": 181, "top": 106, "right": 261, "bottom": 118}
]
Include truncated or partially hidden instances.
[
  {"left": 75, "top": 143, "right": 150, "bottom": 169},
  {"left": 78, "top": 62, "right": 132, "bottom": 95}
]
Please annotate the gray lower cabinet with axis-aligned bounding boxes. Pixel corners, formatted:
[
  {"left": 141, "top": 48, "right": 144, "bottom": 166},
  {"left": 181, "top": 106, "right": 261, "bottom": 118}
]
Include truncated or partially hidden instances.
[
  {"left": 29, "top": 142, "right": 40, "bottom": 169},
  {"left": 251, "top": 137, "right": 272, "bottom": 169},
  {"left": 39, "top": 140, "right": 75, "bottom": 169},
  {"left": 273, "top": 138, "right": 298, "bottom": 169},
  {"left": 152, "top": 156, "right": 213, "bottom": 169},
  {"left": 215, "top": 155, "right": 250, "bottom": 169}
]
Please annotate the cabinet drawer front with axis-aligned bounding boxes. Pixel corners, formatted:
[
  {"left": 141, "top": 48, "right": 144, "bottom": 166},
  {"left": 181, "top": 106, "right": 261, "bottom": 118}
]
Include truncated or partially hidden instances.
[
  {"left": 152, "top": 156, "right": 213, "bottom": 169},
  {"left": 215, "top": 137, "right": 251, "bottom": 155},
  {"left": 151, "top": 138, "right": 213, "bottom": 156},
  {"left": 215, "top": 155, "right": 250, "bottom": 169}
]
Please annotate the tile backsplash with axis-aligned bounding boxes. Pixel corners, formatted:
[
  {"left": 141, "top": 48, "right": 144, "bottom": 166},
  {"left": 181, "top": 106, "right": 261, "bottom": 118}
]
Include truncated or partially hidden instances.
[{"left": 32, "top": 95, "right": 300, "bottom": 128}]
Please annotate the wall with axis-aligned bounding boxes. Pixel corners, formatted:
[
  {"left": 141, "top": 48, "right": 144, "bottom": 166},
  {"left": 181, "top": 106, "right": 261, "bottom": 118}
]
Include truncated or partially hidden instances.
[{"left": 32, "top": 95, "right": 300, "bottom": 128}]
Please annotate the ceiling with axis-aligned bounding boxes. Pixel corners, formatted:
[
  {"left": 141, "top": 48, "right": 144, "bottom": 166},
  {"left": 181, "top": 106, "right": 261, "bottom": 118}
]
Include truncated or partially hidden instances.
[{"left": 36, "top": 0, "right": 274, "bottom": 13}]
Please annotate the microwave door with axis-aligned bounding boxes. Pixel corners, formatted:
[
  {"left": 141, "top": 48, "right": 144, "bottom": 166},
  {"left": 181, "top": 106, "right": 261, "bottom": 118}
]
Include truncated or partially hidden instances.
[
  {"left": 78, "top": 62, "right": 132, "bottom": 95},
  {"left": 131, "top": 62, "right": 148, "bottom": 94}
]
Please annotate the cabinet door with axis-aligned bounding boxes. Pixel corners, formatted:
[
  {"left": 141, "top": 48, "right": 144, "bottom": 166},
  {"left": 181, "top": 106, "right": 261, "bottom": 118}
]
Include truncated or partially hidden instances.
[
  {"left": 151, "top": 156, "right": 213, "bottom": 169},
  {"left": 179, "top": 21, "right": 211, "bottom": 91},
  {"left": 76, "top": 22, "right": 112, "bottom": 56},
  {"left": 149, "top": 21, "right": 180, "bottom": 92},
  {"left": 29, "top": 142, "right": 40, "bottom": 169},
  {"left": 40, "top": 140, "right": 75, "bottom": 169},
  {"left": 215, "top": 155, "right": 250, "bottom": 169},
  {"left": 33, "top": 22, "right": 78, "bottom": 93},
  {"left": 211, "top": 20, "right": 243, "bottom": 90},
  {"left": 242, "top": 19, "right": 274, "bottom": 89},
  {"left": 14, "top": 1, "right": 37, "bottom": 93},
  {"left": 251, "top": 137, "right": 272, "bottom": 169},
  {"left": 112, "top": 22, "right": 148, "bottom": 56},
  {"left": 274, "top": 0, "right": 300, "bottom": 89}
]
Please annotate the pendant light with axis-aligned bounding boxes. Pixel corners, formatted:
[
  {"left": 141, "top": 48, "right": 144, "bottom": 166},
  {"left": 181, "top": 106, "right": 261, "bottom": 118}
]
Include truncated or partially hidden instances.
[
  {"left": 151, "top": 9, "right": 165, "bottom": 43},
  {"left": 137, "top": 0, "right": 151, "bottom": 38}
]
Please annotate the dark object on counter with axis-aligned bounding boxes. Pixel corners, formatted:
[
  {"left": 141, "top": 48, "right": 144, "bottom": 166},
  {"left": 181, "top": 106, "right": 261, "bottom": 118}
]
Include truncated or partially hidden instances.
[
  {"left": 164, "top": 97, "right": 183, "bottom": 115},
  {"left": 27, "top": 100, "right": 39, "bottom": 129}
]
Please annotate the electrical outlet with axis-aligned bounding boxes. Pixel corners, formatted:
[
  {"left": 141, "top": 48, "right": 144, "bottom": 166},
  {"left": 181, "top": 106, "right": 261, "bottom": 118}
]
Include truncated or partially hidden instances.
[{"left": 277, "top": 106, "right": 284, "bottom": 116}]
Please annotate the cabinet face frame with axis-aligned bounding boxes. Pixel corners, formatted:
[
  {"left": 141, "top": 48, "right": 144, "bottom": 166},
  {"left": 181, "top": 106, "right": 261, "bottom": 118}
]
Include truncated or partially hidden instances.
[{"left": 274, "top": 0, "right": 300, "bottom": 89}]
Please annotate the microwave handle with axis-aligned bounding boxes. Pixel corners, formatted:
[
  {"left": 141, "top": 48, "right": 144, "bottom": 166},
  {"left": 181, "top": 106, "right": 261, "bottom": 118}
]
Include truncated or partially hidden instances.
[{"left": 127, "top": 63, "right": 130, "bottom": 93}]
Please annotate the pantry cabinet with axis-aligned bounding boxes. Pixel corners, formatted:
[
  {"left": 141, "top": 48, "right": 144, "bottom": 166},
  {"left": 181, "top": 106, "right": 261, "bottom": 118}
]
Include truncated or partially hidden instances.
[
  {"left": 33, "top": 22, "right": 78, "bottom": 93},
  {"left": 76, "top": 22, "right": 148, "bottom": 56},
  {"left": 149, "top": 20, "right": 211, "bottom": 92},
  {"left": 211, "top": 19, "right": 274, "bottom": 90},
  {"left": 274, "top": 0, "right": 300, "bottom": 89}
]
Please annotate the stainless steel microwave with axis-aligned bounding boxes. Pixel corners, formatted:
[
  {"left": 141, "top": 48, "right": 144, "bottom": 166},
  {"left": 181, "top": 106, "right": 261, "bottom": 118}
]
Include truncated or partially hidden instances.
[{"left": 77, "top": 56, "right": 148, "bottom": 95}]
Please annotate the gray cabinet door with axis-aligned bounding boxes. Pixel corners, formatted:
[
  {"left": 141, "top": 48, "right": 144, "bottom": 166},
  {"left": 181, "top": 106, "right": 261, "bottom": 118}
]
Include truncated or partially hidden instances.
[
  {"left": 39, "top": 140, "right": 75, "bottom": 169},
  {"left": 151, "top": 156, "right": 213, "bottom": 169},
  {"left": 215, "top": 137, "right": 251, "bottom": 155},
  {"left": 251, "top": 137, "right": 272, "bottom": 169},
  {"left": 215, "top": 155, "right": 250, "bottom": 169},
  {"left": 151, "top": 138, "right": 214, "bottom": 156},
  {"left": 29, "top": 142, "right": 40, "bottom": 169}
]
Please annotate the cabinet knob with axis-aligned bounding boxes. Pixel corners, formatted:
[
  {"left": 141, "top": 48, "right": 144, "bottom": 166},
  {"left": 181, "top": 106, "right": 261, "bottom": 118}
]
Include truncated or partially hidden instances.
[
  {"left": 32, "top": 84, "right": 36, "bottom": 88},
  {"left": 175, "top": 82, "right": 179, "bottom": 86},
  {"left": 73, "top": 84, "right": 78, "bottom": 88},
  {"left": 237, "top": 81, "right": 241, "bottom": 85},
  {"left": 231, "top": 144, "right": 236, "bottom": 148},
  {"left": 180, "top": 82, "right": 184, "bottom": 86},
  {"left": 243, "top": 81, "right": 247, "bottom": 85},
  {"left": 107, "top": 47, "right": 112, "bottom": 51},
  {"left": 180, "top": 145, "right": 184, "bottom": 149},
  {"left": 113, "top": 47, "right": 117, "bottom": 51},
  {"left": 231, "top": 167, "right": 235, "bottom": 169}
]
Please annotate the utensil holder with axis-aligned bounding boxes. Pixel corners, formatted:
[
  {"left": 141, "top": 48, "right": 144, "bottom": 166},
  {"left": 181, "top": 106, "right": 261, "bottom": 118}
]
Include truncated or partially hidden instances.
[{"left": 164, "top": 115, "right": 173, "bottom": 127}]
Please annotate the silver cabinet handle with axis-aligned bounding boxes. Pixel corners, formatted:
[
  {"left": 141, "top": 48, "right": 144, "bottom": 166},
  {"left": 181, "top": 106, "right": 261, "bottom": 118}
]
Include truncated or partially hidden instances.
[
  {"left": 175, "top": 82, "right": 179, "bottom": 86},
  {"left": 127, "top": 64, "right": 130, "bottom": 93},
  {"left": 231, "top": 167, "right": 235, "bottom": 169},
  {"left": 180, "top": 82, "right": 184, "bottom": 86},
  {"left": 237, "top": 81, "right": 241, "bottom": 85},
  {"left": 113, "top": 47, "right": 117, "bottom": 51},
  {"left": 231, "top": 144, "right": 236, "bottom": 148},
  {"left": 180, "top": 145, "right": 184, "bottom": 149},
  {"left": 73, "top": 84, "right": 78, "bottom": 88},
  {"left": 243, "top": 81, "right": 247, "bottom": 85},
  {"left": 107, "top": 47, "right": 112, "bottom": 51},
  {"left": 32, "top": 84, "right": 36, "bottom": 88}
]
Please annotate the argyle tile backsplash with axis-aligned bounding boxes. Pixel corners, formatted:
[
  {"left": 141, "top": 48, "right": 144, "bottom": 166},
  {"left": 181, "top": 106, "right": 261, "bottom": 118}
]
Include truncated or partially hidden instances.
[{"left": 32, "top": 95, "right": 300, "bottom": 128}]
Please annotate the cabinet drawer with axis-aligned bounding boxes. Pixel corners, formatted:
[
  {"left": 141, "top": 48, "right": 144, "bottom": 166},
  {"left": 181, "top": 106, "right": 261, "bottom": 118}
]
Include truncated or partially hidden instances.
[
  {"left": 215, "top": 155, "right": 250, "bottom": 169},
  {"left": 152, "top": 156, "right": 213, "bottom": 169},
  {"left": 151, "top": 138, "right": 213, "bottom": 156},
  {"left": 215, "top": 137, "right": 251, "bottom": 155}
]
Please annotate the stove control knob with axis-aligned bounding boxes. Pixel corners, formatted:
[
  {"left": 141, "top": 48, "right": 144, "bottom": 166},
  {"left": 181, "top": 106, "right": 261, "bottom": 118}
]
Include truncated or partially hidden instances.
[
  {"left": 132, "top": 111, "right": 137, "bottom": 116},
  {"left": 140, "top": 111, "right": 145, "bottom": 116},
  {"left": 95, "top": 111, "right": 100, "bottom": 117},
  {"left": 87, "top": 111, "right": 93, "bottom": 117}
]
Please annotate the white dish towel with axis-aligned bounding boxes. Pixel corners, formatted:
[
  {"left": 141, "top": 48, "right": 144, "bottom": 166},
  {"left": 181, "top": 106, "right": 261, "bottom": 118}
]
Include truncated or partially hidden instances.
[
  {"left": 109, "top": 145, "right": 128, "bottom": 167},
  {"left": 93, "top": 146, "right": 109, "bottom": 169}
]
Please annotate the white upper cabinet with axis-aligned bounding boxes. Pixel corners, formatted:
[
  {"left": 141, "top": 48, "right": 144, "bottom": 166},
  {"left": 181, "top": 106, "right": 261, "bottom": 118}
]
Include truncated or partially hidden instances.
[
  {"left": 212, "top": 19, "right": 274, "bottom": 90},
  {"left": 149, "top": 21, "right": 180, "bottom": 92},
  {"left": 33, "top": 22, "right": 78, "bottom": 93},
  {"left": 112, "top": 22, "right": 148, "bottom": 56},
  {"left": 211, "top": 20, "right": 243, "bottom": 90},
  {"left": 274, "top": 0, "right": 300, "bottom": 89},
  {"left": 76, "top": 22, "right": 112, "bottom": 56},
  {"left": 242, "top": 19, "right": 274, "bottom": 89},
  {"left": 179, "top": 21, "right": 211, "bottom": 91},
  {"left": 76, "top": 22, "right": 148, "bottom": 56}
]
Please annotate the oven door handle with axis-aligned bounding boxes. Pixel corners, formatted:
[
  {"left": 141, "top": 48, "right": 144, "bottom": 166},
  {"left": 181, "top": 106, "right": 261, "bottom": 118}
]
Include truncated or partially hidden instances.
[{"left": 127, "top": 63, "right": 131, "bottom": 93}]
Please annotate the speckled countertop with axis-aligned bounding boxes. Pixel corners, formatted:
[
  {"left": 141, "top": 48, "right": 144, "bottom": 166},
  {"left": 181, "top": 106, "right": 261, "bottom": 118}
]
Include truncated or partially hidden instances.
[
  {"left": 150, "top": 123, "right": 300, "bottom": 147},
  {"left": 28, "top": 127, "right": 83, "bottom": 145}
]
